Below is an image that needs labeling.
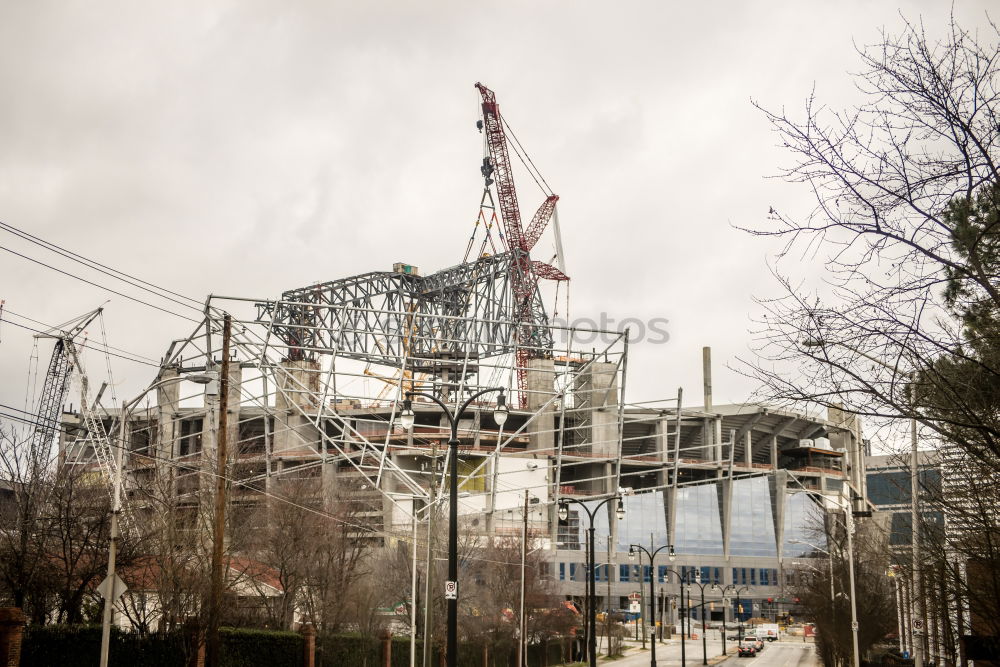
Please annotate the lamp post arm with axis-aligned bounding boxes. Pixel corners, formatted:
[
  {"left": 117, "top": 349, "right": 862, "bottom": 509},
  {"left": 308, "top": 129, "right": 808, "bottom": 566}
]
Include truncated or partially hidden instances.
[{"left": 407, "top": 387, "right": 505, "bottom": 438}]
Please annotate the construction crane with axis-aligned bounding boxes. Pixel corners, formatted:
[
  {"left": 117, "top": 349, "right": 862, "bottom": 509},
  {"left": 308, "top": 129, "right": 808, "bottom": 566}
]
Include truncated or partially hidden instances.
[
  {"left": 32, "top": 308, "right": 134, "bottom": 537},
  {"left": 474, "top": 82, "right": 568, "bottom": 406},
  {"left": 29, "top": 308, "right": 102, "bottom": 471}
]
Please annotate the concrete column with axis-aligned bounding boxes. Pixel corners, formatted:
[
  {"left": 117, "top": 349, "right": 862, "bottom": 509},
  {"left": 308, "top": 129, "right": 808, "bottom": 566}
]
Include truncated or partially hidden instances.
[
  {"left": 574, "top": 362, "right": 619, "bottom": 459},
  {"left": 156, "top": 366, "right": 181, "bottom": 460},
  {"left": 526, "top": 358, "right": 555, "bottom": 453},
  {"left": 0, "top": 608, "right": 25, "bottom": 667},
  {"left": 274, "top": 360, "right": 321, "bottom": 457}
]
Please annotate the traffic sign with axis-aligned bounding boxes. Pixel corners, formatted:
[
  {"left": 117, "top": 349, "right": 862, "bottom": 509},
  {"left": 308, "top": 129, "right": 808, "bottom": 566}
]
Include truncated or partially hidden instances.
[
  {"left": 444, "top": 580, "right": 458, "bottom": 600},
  {"left": 96, "top": 574, "right": 127, "bottom": 602},
  {"left": 628, "top": 591, "right": 642, "bottom": 601},
  {"left": 913, "top": 618, "right": 924, "bottom": 633}
]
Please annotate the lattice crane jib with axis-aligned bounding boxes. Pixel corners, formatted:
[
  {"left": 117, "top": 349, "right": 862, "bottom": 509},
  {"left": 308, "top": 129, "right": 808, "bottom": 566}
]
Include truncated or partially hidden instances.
[{"left": 474, "top": 82, "right": 568, "bottom": 406}]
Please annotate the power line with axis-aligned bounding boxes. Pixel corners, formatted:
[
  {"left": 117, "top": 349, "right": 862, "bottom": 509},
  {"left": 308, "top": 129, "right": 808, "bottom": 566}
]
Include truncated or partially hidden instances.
[
  {"left": 0, "top": 319, "right": 160, "bottom": 367},
  {"left": 0, "top": 220, "right": 203, "bottom": 309},
  {"left": 0, "top": 244, "right": 199, "bottom": 323},
  {"left": 2, "top": 308, "right": 159, "bottom": 363}
]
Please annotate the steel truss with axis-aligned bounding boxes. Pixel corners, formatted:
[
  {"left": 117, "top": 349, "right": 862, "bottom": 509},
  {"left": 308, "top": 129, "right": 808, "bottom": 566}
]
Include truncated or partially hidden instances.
[{"left": 254, "top": 252, "right": 553, "bottom": 370}]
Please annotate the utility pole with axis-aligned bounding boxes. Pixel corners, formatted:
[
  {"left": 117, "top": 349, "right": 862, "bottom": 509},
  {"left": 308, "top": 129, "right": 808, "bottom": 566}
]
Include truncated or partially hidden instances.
[
  {"left": 411, "top": 511, "right": 418, "bottom": 667},
  {"left": 207, "top": 314, "right": 231, "bottom": 667},
  {"left": 911, "top": 417, "right": 924, "bottom": 667},
  {"left": 518, "top": 489, "right": 528, "bottom": 667},
  {"left": 98, "top": 407, "right": 126, "bottom": 667}
]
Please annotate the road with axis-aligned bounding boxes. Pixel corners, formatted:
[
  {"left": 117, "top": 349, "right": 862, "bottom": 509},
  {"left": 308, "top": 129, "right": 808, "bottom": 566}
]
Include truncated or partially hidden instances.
[{"left": 607, "top": 639, "right": 817, "bottom": 667}]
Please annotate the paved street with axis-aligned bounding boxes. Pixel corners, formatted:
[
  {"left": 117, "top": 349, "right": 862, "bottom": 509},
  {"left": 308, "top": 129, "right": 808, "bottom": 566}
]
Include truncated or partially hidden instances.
[{"left": 607, "top": 638, "right": 818, "bottom": 667}]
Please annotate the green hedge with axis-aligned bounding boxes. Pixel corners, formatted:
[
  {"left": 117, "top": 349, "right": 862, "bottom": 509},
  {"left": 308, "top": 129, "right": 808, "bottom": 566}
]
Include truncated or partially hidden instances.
[
  {"left": 22, "top": 625, "right": 187, "bottom": 667},
  {"left": 22, "top": 625, "right": 303, "bottom": 667},
  {"left": 21, "top": 625, "right": 569, "bottom": 667},
  {"left": 219, "top": 627, "right": 303, "bottom": 667}
]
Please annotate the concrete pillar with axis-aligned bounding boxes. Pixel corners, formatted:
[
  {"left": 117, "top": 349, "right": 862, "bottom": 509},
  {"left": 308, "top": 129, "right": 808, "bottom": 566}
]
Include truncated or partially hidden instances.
[
  {"left": 526, "top": 358, "right": 556, "bottom": 453},
  {"left": 156, "top": 366, "right": 181, "bottom": 460},
  {"left": 300, "top": 623, "right": 316, "bottom": 667},
  {"left": 574, "top": 361, "right": 619, "bottom": 459},
  {"left": 0, "top": 608, "right": 25, "bottom": 667},
  {"left": 274, "top": 360, "right": 321, "bottom": 457}
]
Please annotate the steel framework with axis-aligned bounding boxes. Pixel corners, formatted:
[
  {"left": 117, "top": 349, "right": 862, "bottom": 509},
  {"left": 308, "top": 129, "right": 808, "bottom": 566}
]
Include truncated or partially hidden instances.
[{"left": 255, "top": 251, "right": 553, "bottom": 371}]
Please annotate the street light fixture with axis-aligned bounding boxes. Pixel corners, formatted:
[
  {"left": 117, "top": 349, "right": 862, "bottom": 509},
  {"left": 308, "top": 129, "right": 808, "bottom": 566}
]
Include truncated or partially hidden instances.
[
  {"left": 685, "top": 571, "right": 716, "bottom": 666},
  {"left": 628, "top": 543, "right": 675, "bottom": 667},
  {"left": 398, "top": 387, "right": 507, "bottom": 667},
  {"left": 557, "top": 495, "right": 626, "bottom": 667}
]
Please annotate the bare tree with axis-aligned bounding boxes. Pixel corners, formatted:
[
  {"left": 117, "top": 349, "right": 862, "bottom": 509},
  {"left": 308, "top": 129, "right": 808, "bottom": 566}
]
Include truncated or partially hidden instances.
[{"left": 742, "top": 15, "right": 1000, "bottom": 453}]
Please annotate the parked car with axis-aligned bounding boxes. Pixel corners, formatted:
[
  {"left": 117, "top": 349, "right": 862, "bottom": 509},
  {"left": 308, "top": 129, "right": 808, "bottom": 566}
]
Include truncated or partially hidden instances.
[{"left": 738, "top": 641, "right": 757, "bottom": 658}]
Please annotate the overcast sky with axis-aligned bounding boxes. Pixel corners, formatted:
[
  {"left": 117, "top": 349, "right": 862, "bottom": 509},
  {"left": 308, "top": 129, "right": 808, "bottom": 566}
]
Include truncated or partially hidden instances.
[{"left": 0, "top": 1, "right": 994, "bottom": 421}]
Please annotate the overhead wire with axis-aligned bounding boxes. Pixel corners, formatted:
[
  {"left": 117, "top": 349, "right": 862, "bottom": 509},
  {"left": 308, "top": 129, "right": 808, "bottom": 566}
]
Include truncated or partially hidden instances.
[
  {"left": 0, "top": 220, "right": 203, "bottom": 309},
  {"left": 0, "top": 244, "right": 200, "bottom": 322},
  {"left": 0, "top": 319, "right": 159, "bottom": 367},
  {"left": 1, "top": 308, "right": 159, "bottom": 363}
]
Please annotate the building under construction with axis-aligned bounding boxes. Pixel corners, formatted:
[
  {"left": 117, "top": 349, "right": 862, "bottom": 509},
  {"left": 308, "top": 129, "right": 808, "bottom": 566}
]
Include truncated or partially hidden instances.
[{"left": 50, "top": 83, "right": 867, "bottom": 629}]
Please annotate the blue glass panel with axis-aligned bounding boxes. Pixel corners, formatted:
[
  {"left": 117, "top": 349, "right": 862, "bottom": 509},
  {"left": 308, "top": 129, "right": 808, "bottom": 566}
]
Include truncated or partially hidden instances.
[
  {"left": 658, "top": 565, "right": 668, "bottom": 583},
  {"left": 729, "top": 476, "right": 777, "bottom": 557},
  {"left": 614, "top": 491, "right": 669, "bottom": 552},
  {"left": 782, "top": 491, "right": 827, "bottom": 558},
  {"left": 559, "top": 563, "right": 566, "bottom": 581},
  {"left": 866, "top": 471, "right": 911, "bottom": 505},
  {"left": 674, "top": 483, "right": 723, "bottom": 555},
  {"left": 620, "top": 564, "right": 630, "bottom": 582}
]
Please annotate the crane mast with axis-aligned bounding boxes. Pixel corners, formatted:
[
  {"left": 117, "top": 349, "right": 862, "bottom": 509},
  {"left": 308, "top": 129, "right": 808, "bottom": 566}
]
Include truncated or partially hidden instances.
[{"left": 474, "top": 82, "right": 567, "bottom": 406}]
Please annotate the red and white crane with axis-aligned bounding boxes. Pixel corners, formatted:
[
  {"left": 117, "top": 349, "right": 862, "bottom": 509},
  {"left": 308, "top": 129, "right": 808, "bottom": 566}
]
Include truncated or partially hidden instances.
[{"left": 474, "top": 82, "right": 568, "bottom": 406}]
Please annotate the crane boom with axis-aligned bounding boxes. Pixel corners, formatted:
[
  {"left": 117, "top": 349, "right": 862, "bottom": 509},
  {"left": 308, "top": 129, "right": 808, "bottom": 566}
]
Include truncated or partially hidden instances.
[{"left": 474, "top": 83, "right": 567, "bottom": 406}]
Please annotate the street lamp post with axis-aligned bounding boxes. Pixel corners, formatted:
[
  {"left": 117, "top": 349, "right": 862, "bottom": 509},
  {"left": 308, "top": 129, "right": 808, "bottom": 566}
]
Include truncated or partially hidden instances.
[
  {"left": 684, "top": 571, "right": 717, "bottom": 665},
  {"left": 399, "top": 388, "right": 509, "bottom": 667},
  {"left": 661, "top": 567, "right": 690, "bottom": 667},
  {"left": 628, "top": 543, "right": 675, "bottom": 667},
  {"left": 724, "top": 585, "right": 749, "bottom": 642},
  {"left": 558, "top": 495, "right": 626, "bottom": 667}
]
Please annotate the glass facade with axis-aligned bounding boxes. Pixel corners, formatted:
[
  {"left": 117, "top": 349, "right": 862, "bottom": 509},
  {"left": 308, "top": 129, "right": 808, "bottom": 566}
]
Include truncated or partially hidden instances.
[
  {"left": 674, "top": 483, "right": 724, "bottom": 554},
  {"left": 729, "top": 476, "right": 777, "bottom": 557},
  {"left": 782, "top": 491, "right": 827, "bottom": 557},
  {"left": 614, "top": 491, "right": 668, "bottom": 552}
]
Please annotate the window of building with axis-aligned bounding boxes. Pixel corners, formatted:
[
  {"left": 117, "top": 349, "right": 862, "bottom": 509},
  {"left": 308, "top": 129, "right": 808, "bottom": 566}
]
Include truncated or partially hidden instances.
[
  {"left": 729, "top": 476, "right": 778, "bottom": 557},
  {"left": 658, "top": 565, "right": 669, "bottom": 583},
  {"left": 179, "top": 418, "right": 203, "bottom": 457},
  {"left": 129, "top": 421, "right": 155, "bottom": 455},
  {"left": 457, "top": 458, "right": 487, "bottom": 493},
  {"left": 867, "top": 471, "right": 911, "bottom": 505},
  {"left": 620, "top": 564, "right": 633, "bottom": 583},
  {"left": 673, "top": 484, "right": 724, "bottom": 555},
  {"left": 539, "top": 562, "right": 551, "bottom": 581},
  {"left": 238, "top": 417, "right": 268, "bottom": 455},
  {"left": 595, "top": 564, "right": 609, "bottom": 582},
  {"left": 559, "top": 563, "right": 566, "bottom": 581},
  {"left": 557, "top": 511, "right": 581, "bottom": 550}
]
